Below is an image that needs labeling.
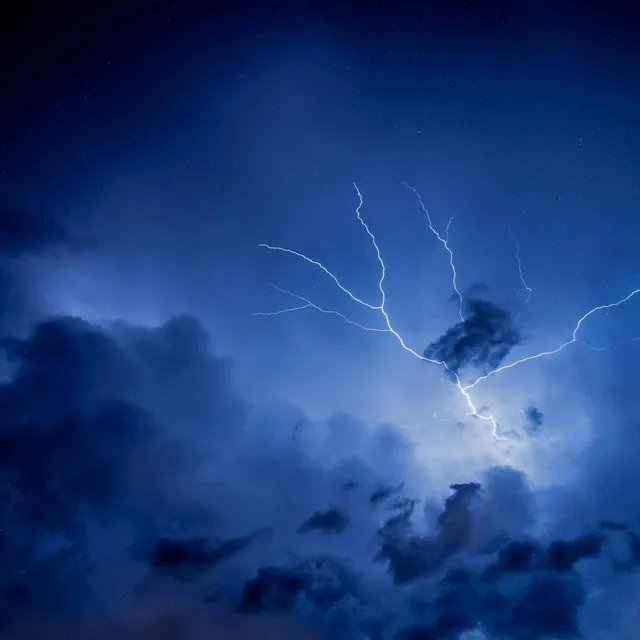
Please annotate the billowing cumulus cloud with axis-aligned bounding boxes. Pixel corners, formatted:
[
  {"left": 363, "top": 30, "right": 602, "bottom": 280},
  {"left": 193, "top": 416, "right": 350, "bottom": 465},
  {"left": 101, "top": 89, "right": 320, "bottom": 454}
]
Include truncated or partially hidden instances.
[
  {"left": 377, "top": 482, "right": 481, "bottom": 585},
  {"left": 0, "top": 301, "right": 636, "bottom": 638}
]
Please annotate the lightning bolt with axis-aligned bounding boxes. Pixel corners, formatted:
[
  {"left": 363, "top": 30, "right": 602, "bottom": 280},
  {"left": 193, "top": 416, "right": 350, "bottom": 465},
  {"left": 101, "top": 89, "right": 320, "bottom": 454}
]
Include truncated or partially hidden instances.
[
  {"left": 257, "top": 183, "right": 501, "bottom": 437},
  {"left": 462, "top": 287, "right": 640, "bottom": 391},
  {"left": 256, "top": 183, "right": 640, "bottom": 440},
  {"left": 403, "top": 181, "right": 465, "bottom": 322},
  {"left": 254, "top": 284, "right": 388, "bottom": 332},
  {"left": 509, "top": 225, "right": 533, "bottom": 306}
]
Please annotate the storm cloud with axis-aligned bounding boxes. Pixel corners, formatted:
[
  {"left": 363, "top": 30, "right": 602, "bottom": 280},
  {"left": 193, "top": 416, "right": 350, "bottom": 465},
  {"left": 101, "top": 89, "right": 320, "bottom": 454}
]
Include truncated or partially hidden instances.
[
  {"left": 425, "top": 299, "right": 521, "bottom": 377},
  {"left": 0, "top": 306, "right": 636, "bottom": 638},
  {"left": 3, "top": 0, "right": 640, "bottom": 637}
]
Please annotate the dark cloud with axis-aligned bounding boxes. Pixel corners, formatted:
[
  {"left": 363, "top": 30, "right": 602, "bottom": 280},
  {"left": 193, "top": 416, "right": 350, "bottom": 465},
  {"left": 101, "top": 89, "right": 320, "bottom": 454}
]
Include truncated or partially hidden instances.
[
  {"left": 598, "top": 519, "right": 629, "bottom": 532},
  {"left": 241, "top": 556, "right": 359, "bottom": 626},
  {"left": 523, "top": 405, "right": 544, "bottom": 433},
  {"left": 0, "top": 313, "right": 245, "bottom": 627},
  {"left": 370, "top": 483, "right": 404, "bottom": 507},
  {"left": 484, "top": 539, "right": 542, "bottom": 578},
  {"left": 147, "top": 529, "right": 271, "bottom": 582},
  {"left": 377, "top": 483, "right": 480, "bottom": 584},
  {"left": 207, "top": 528, "right": 272, "bottom": 564},
  {"left": 408, "top": 556, "right": 591, "bottom": 639},
  {"left": 241, "top": 567, "right": 307, "bottom": 613},
  {"left": 0, "top": 307, "right": 418, "bottom": 636},
  {"left": 0, "top": 307, "right": 632, "bottom": 639},
  {"left": 150, "top": 537, "right": 213, "bottom": 573},
  {"left": 391, "top": 497, "right": 420, "bottom": 512},
  {"left": 483, "top": 533, "right": 604, "bottom": 580},
  {"left": 393, "top": 567, "right": 588, "bottom": 640},
  {"left": 486, "top": 574, "right": 586, "bottom": 640},
  {"left": 425, "top": 298, "right": 521, "bottom": 376},
  {"left": 298, "top": 508, "right": 350, "bottom": 534},
  {"left": 545, "top": 534, "right": 605, "bottom": 573}
]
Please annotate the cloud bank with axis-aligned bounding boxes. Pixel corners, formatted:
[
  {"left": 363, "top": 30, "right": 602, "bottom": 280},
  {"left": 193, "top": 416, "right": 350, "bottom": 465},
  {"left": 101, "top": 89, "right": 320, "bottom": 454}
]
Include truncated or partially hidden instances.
[
  {"left": 0, "top": 205, "right": 636, "bottom": 639},
  {"left": 0, "top": 273, "right": 637, "bottom": 638}
]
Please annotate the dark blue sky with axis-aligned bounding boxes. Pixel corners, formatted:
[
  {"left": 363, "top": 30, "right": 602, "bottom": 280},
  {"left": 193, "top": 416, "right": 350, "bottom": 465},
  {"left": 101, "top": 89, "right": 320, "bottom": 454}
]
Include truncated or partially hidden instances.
[{"left": 2, "top": 1, "right": 640, "bottom": 638}]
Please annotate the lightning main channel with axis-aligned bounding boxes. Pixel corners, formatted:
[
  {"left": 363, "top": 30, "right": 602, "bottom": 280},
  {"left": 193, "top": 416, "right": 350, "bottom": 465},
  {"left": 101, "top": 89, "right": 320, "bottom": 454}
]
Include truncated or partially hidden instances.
[
  {"left": 257, "top": 183, "right": 502, "bottom": 438},
  {"left": 256, "top": 184, "right": 640, "bottom": 439}
]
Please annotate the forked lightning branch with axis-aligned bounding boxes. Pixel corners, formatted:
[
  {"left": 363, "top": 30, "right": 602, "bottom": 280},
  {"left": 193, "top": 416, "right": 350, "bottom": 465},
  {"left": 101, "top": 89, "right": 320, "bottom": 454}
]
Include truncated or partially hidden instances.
[{"left": 255, "top": 184, "right": 640, "bottom": 439}]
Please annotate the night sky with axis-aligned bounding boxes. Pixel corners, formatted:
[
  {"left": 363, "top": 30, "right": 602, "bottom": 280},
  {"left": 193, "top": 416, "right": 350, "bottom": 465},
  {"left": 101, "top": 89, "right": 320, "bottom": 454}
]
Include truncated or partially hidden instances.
[{"left": 2, "top": 1, "right": 640, "bottom": 638}]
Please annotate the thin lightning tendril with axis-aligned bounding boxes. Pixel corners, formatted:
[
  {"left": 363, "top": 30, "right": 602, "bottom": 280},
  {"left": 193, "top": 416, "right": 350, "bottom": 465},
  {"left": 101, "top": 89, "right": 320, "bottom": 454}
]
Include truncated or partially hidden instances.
[
  {"left": 462, "top": 287, "right": 640, "bottom": 391},
  {"left": 256, "top": 184, "right": 640, "bottom": 440},
  {"left": 403, "top": 181, "right": 464, "bottom": 322},
  {"left": 255, "top": 284, "right": 389, "bottom": 332},
  {"left": 509, "top": 225, "right": 533, "bottom": 306}
]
